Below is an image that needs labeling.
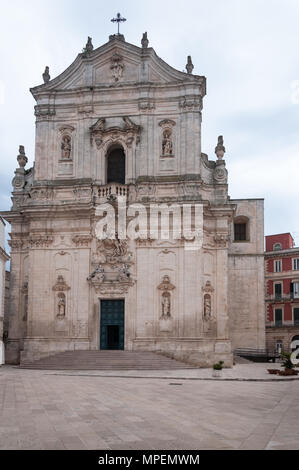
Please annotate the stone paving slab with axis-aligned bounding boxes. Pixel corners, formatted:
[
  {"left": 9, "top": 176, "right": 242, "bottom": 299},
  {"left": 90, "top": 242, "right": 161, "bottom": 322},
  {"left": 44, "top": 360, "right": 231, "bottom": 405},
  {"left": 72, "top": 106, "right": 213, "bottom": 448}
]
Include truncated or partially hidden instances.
[{"left": 0, "top": 365, "right": 298, "bottom": 450}]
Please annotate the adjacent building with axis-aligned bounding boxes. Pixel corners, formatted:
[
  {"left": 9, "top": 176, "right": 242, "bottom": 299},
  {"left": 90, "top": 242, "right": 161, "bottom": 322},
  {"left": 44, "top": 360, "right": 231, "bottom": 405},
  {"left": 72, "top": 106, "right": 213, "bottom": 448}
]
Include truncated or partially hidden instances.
[
  {"left": 0, "top": 217, "right": 9, "bottom": 364},
  {"left": 1, "top": 32, "right": 265, "bottom": 366},
  {"left": 265, "top": 233, "right": 299, "bottom": 353}
]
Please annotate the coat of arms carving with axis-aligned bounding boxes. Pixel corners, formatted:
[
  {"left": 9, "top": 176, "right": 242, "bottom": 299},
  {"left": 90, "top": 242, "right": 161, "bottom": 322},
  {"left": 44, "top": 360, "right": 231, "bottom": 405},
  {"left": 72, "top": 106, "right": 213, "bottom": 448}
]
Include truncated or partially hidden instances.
[{"left": 110, "top": 53, "right": 124, "bottom": 82}]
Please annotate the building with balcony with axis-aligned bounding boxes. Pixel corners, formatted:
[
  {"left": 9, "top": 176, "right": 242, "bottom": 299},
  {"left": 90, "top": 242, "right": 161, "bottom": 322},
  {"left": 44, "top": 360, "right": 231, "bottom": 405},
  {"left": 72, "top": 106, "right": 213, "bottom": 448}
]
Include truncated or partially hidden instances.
[
  {"left": 265, "top": 233, "right": 299, "bottom": 353},
  {"left": 0, "top": 31, "right": 265, "bottom": 366}
]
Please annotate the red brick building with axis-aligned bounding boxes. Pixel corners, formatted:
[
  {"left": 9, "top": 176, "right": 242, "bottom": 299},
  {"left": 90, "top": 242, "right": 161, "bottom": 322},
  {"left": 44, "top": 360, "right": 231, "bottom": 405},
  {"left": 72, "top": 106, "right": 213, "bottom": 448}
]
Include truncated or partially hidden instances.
[{"left": 265, "top": 233, "right": 299, "bottom": 353}]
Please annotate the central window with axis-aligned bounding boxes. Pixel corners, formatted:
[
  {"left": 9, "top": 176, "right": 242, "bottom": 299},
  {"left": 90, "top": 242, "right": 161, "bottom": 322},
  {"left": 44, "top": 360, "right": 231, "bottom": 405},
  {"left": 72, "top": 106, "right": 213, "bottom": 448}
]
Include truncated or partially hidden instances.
[{"left": 107, "top": 145, "right": 126, "bottom": 184}]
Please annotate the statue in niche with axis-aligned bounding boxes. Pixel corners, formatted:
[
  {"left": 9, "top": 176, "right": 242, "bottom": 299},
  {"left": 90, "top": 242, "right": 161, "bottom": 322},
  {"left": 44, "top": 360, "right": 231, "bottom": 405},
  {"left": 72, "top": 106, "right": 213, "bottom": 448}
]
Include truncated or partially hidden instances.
[
  {"left": 61, "top": 135, "right": 71, "bottom": 159},
  {"left": 21, "top": 281, "right": 28, "bottom": 321},
  {"left": 57, "top": 293, "right": 66, "bottom": 319},
  {"left": 23, "top": 295, "right": 28, "bottom": 322},
  {"left": 110, "top": 55, "right": 124, "bottom": 82},
  {"left": 161, "top": 292, "right": 171, "bottom": 318},
  {"left": 203, "top": 294, "right": 212, "bottom": 321},
  {"left": 162, "top": 129, "right": 173, "bottom": 156},
  {"left": 158, "top": 275, "right": 175, "bottom": 319}
]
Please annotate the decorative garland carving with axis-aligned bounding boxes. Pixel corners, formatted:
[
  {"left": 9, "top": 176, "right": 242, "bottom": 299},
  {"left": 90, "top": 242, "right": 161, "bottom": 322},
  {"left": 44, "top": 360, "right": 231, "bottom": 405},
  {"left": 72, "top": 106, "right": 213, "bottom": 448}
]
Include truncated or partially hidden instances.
[
  {"left": 52, "top": 275, "right": 71, "bottom": 292},
  {"left": 202, "top": 281, "right": 215, "bottom": 293},
  {"left": 72, "top": 235, "right": 92, "bottom": 248},
  {"left": 214, "top": 234, "right": 229, "bottom": 248},
  {"left": 179, "top": 96, "right": 202, "bottom": 112},
  {"left": 29, "top": 236, "right": 54, "bottom": 248},
  {"left": 90, "top": 116, "right": 141, "bottom": 149}
]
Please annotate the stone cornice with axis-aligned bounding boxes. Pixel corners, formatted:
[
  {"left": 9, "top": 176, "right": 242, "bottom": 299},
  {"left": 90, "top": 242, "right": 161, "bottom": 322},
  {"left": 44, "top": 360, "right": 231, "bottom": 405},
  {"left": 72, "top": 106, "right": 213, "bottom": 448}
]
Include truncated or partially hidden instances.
[
  {"left": 0, "top": 247, "right": 9, "bottom": 261},
  {"left": 229, "top": 253, "right": 265, "bottom": 258},
  {"left": 265, "top": 249, "right": 299, "bottom": 259},
  {"left": 265, "top": 271, "right": 299, "bottom": 280}
]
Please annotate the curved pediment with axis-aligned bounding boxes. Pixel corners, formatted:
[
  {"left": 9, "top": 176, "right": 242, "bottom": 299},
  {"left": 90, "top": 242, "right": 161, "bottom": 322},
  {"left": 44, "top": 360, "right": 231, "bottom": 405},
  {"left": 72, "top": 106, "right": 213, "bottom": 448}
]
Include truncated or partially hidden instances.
[
  {"left": 30, "top": 36, "right": 206, "bottom": 98},
  {"left": 90, "top": 116, "right": 141, "bottom": 150}
]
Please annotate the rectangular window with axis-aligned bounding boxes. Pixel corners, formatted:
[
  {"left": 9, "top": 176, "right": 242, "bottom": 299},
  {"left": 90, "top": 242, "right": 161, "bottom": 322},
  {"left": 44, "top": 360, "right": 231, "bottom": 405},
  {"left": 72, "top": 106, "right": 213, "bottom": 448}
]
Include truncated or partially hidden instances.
[
  {"left": 275, "top": 309, "right": 283, "bottom": 327},
  {"left": 293, "top": 282, "right": 299, "bottom": 299},
  {"left": 294, "top": 308, "right": 299, "bottom": 326},
  {"left": 293, "top": 259, "right": 299, "bottom": 271},
  {"left": 274, "top": 260, "right": 282, "bottom": 273},
  {"left": 276, "top": 340, "right": 283, "bottom": 354},
  {"left": 234, "top": 223, "right": 246, "bottom": 241},
  {"left": 274, "top": 283, "right": 282, "bottom": 300}
]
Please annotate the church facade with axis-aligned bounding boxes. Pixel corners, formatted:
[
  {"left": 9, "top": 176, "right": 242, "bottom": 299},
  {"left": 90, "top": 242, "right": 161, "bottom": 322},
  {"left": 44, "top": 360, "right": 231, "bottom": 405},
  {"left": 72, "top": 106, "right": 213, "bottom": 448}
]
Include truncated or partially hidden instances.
[{"left": 1, "top": 32, "right": 265, "bottom": 366}]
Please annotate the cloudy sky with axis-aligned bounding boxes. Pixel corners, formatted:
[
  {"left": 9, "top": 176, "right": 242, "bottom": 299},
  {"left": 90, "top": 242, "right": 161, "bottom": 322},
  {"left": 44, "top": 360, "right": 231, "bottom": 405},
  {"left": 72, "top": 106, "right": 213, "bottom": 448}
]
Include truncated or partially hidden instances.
[{"left": 0, "top": 0, "right": 299, "bottom": 247}]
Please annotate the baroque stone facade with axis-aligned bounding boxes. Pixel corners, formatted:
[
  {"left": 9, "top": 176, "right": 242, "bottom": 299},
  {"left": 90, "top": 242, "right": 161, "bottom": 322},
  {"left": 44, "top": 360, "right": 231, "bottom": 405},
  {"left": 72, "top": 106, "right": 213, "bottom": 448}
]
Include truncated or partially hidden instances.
[{"left": 1, "top": 32, "right": 265, "bottom": 366}]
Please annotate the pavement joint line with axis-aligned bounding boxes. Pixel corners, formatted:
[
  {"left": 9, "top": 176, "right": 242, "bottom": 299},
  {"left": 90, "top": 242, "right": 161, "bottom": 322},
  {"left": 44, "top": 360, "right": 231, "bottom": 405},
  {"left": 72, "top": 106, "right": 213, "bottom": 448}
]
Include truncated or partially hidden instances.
[{"left": 42, "top": 373, "right": 299, "bottom": 382}]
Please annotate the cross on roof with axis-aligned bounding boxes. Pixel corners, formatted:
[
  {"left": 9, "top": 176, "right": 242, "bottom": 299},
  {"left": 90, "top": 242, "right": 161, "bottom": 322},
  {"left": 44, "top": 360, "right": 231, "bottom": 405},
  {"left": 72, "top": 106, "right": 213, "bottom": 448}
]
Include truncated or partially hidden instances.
[{"left": 111, "top": 13, "right": 127, "bottom": 35}]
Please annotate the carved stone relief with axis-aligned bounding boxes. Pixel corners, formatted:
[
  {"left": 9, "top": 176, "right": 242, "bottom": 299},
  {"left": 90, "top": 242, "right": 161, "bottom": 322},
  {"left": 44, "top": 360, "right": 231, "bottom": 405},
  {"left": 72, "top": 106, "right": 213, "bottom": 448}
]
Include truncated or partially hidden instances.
[
  {"left": 30, "top": 188, "right": 54, "bottom": 201},
  {"left": 93, "top": 238, "right": 133, "bottom": 265},
  {"left": 90, "top": 116, "right": 141, "bottom": 150},
  {"left": 53, "top": 275, "right": 70, "bottom": 293},
  {"left": 138, "top": 100, "right": 155, "bottom": 111},
  {"left": 214, "top": 234, "right": 229, "bottom": 248},
  {"left": 29, "top": 236, "right": 54, "bottom": 249},
  {"left": 88, "top": 236, "right": 135, "bottom": 294},
  {"left": 72, "top": 235, "right": 92, "bottom": 248},
  {"left": 110, "top": 53, "right": 124, "bottom": 82},
  {"left": 179, "top": 96, "right": 202, "bottom": 112}
]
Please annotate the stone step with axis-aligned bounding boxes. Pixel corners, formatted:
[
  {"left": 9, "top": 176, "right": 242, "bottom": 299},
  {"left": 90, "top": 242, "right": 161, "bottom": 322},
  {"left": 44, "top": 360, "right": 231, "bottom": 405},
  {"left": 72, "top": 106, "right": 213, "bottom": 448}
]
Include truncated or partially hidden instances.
[{"left": 20, "top": 351, "right": 196, "bottom": 370}]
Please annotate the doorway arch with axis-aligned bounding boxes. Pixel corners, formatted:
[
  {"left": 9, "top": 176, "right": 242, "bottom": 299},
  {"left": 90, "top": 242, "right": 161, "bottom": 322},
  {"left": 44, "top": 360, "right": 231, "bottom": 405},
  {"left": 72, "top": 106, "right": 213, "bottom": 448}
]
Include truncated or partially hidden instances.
[{"left": 106, "top": 145, "right": 126, "bottom": 184}]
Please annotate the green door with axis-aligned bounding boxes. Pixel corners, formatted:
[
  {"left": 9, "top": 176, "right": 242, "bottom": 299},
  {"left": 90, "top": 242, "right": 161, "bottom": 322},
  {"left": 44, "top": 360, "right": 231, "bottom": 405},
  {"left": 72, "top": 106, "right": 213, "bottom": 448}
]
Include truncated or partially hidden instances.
[{"left": 100, "top": 300, "right": 125, "bottom": 350}]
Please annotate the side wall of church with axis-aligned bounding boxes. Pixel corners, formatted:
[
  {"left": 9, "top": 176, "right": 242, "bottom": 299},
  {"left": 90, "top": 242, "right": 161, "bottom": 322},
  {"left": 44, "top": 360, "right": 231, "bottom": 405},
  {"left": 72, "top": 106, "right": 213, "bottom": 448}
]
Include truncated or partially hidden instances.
[{"left": 228, "top": 199, "right": 265, "bottom": 350}]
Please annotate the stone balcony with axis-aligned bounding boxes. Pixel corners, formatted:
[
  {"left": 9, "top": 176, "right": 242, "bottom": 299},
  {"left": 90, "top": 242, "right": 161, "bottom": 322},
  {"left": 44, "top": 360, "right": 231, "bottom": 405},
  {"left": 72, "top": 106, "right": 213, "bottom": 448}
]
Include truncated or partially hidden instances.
[{"left": 97, "top": 183, "right": 129, "bottom": 202}]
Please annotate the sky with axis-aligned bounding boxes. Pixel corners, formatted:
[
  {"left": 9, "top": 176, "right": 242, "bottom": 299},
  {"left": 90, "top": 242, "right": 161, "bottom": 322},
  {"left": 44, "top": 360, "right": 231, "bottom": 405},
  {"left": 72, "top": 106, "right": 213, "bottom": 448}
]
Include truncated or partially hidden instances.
[{"left": 0, "top": 0, "right": 299, "bottom": 248}]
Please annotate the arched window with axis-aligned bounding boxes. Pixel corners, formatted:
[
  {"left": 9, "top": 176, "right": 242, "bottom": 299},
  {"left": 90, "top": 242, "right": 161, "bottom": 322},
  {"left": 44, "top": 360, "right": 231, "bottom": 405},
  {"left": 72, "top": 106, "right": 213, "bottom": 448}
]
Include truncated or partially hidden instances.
[
  {"left": 233, "top": 216, "right": 250, "bottom": 242},
  {"left": 273, "top": 243, "right": 282, "bottom": 251},
  {"left": 107, "top": 145, "right": 126, "bottom": 184}
]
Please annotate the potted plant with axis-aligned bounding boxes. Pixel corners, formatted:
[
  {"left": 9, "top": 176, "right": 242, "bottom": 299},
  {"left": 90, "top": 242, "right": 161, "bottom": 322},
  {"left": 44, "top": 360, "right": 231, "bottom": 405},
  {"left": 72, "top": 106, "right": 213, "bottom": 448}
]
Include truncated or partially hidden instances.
[
  {"left": 278, "top": 352, "right": 299, "bottom": 376},
  {"left": 212, "top": 361, "right": 224, "bottom": 378},
  {"left": 267, "top": 369, "right": 280, "bottom": 375}
]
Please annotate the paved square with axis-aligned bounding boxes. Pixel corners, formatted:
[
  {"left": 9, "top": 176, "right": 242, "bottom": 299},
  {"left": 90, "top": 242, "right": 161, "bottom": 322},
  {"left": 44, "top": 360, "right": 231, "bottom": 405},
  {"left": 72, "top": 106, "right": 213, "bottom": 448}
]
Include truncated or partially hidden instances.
[{"left": 0, "top": 366, "right": 298, "bottom": 450}]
